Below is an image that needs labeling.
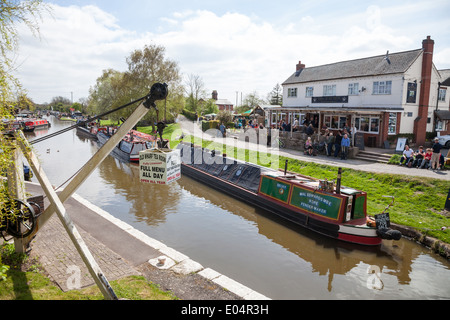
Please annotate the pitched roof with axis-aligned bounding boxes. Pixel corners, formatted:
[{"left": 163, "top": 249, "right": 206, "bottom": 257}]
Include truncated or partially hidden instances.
[{"left": 283, "top": 49, "right": 423, "bottom": 85}]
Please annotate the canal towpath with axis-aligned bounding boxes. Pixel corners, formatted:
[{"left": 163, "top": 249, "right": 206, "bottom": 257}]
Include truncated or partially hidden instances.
[
  {"left": 178, "top": 117, "right": 450, "bottom": 181},
  {"left": 24, "top": 181, "right": 270, "bottom": 300}
]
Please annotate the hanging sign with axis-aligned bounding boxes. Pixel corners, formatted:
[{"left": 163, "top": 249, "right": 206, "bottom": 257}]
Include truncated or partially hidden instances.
[{"left": 139, "top": 149, "right": 181, "bottom": 185}]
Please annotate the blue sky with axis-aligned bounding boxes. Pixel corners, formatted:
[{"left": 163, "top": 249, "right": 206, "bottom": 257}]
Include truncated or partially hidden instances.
[{"left": 14, "top": 0, "right": 450, "bottom": 104}]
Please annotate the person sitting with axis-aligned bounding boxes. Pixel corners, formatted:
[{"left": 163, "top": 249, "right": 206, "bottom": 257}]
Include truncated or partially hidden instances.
[
  {"left": 420, "top": 148, "right": 432, "bottom": 169},
  {"left": 399, "top": 145, "right": 414, "bottom": 166},
  {"left": 305, "top": 137, "right": 313, "bottom": 156},
  {"left": 413, "top": 146, "right": 425, "bottom": 168},
  {"left": 306, "top": 124, "right": 314, "bottom": 136}
]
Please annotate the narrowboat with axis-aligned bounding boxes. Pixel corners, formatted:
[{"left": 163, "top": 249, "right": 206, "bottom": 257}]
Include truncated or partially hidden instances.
[
  {"left": 177, "top": 142, "right": 402, "bottom": 246},
  {"left": 22, "top": 118, "right": 50, "bottom": 132},
  {"left": 75, "top": 120, "right": 98, "bottom": 140},
  {"left": 97, "top": 128, "right": 160, "bottom": 163}
]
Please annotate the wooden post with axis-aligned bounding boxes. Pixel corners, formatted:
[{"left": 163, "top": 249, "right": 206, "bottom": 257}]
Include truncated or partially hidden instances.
[
  {"left": 6, "top": 140, "right": 26, "bottom": 253},
  {"left": 17, "top": 133, "right": 118, "bottom": 300}
]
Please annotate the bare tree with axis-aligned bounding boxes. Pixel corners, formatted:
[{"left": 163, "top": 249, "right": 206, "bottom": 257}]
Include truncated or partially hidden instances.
[{"left": 185, "top": 73, "right": 207, "bottom": 112}]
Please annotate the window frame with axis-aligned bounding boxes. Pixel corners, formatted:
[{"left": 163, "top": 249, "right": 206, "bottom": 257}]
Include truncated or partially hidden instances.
[
  {"left": 373, "top": 80, "right": 392, "bottom": 95},
  {"left": 323, "top": 85, "right": 336, "bottom": 97},
  {"left": 348, "top": 83, "right": 359, "bottom": 95},
  {"left": 288, "top": 87, "right": 298, "bottom": 98}
]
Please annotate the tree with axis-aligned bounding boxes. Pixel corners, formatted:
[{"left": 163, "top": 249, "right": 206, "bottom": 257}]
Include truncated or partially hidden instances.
[
  {"left": 0, "top": 0, "right": 48, "bottom": 256},
  {"left": 243, "top": 91, "right": 264, "bottom": 109},
  {"left": 124, "top": 44, "right": 183, "bottom": 126},
  {"left": 268, "top": 83, "right": 283, "bottom": 106},
  {"left": 185, "top": 74, "right": 207, "bottom": 112}
]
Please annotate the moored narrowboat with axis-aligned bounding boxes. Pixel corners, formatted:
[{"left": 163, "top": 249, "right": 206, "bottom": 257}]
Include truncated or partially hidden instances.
[
  {"left": 97, "top": 128, "right": 161, "bottom": 163},
  {"left": 22, "top": 118, "right": 50, "bottom": 132},
  {"left": 177, "top": 142, "right": 401, "bottom": 246}
]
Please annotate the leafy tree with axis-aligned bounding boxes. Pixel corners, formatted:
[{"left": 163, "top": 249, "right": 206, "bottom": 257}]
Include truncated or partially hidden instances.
[
  {"left": 0, "top": 0, "right": 48, "bottom": 260},
  {"left": 124, "top": 44, "right": 183, "bottom": 126},
  {"left": 201, "top": 99, "right": 219, "bottom": 115}
]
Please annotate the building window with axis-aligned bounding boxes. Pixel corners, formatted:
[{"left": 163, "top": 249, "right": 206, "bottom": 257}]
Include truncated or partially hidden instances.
[
  {"left": 306, "top": 87, "right": 314, "bottom": 97},
  {"left": 323, "top": 85, "right": 336, "bottom": 96},
  {"left": 324, "top": 115, "right": 348, "bottom": 129},
  {"left": 388, "top": 113, "right": 397, "bottom": 135},
  {"left": 348, "top": 83, "right": 359, "bottom": 95},
  {"left": 407, "top": 82, "right": 417, "bottom": 103},
  {"left": 373, "top": 81, "right": 392, "bottom": 95},
  {"left": 288, "top": 88, "right": 297, "bottom": 98},
  {"left": 439, "top": 88, "right": 447, "bottom": 102},
  {"left": 355, "top": 116, "right": 380, "bottom": 133}
]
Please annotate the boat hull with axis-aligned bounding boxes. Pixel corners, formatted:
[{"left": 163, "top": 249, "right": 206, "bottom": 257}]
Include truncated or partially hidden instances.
[
  {"left": 181, "top": 163, "right": 381, "bottom": 245},
  {"left": 177, "top": 143, "right": 386, "bottom": 246}
]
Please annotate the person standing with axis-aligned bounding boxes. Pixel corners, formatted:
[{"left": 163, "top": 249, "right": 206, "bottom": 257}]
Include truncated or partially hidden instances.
[
  {"left": 326, "top": 132, "right": 334, "bottom": 156},
  {"left": 341, "top": 134, "right": 350, "bottom": 160},
  {"left": 334, "top": 130, "right": 342, "bottom": 158},
  {"left": 431, "top": 137, "right": 443, "bottom": 170}
]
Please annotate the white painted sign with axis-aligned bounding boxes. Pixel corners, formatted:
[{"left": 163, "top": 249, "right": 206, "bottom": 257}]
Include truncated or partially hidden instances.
[{"left": 139, "top": 149, "right": 181, "bottom": 185}]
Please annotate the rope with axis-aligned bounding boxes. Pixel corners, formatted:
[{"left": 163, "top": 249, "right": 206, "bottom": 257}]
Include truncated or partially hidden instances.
[{"left": 30, "top": 95, "right": 147, "bottom": 145}]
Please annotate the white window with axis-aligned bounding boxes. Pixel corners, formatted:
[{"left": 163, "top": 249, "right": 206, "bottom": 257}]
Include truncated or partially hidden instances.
[
  {"left": 439, "top": 88, "right": 447, "bottom": 102},
  {"left": 348, "top": 83, "right": 359, "bottom": 95},
  {"left": 288, "top": 88, "right": 297, "bottom": 97},
  {"left": 306, "top": 87, "right": 314, "bottom": 97},
  {"left": 323, "top": 85, "right": 336, "bottom": 96},
  {"left": 373, "top": 81, "right": 392, "bottom": 94}
]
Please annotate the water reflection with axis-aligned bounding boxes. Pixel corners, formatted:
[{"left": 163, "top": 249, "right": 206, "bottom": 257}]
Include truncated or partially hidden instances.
[{"left": 26, "top": 116, "right": 450, "bottom": 299}]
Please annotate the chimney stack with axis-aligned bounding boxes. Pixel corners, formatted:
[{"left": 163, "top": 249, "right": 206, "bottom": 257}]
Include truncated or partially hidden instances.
[
  {"left": 212, "top": 90, "right": 218, "bottom": 100},
  {"left": 296, "top": 61, "right": 306, "bottom": 71},
  {"left": 414, "top": 35, "right": 435, "bottom": 146}
]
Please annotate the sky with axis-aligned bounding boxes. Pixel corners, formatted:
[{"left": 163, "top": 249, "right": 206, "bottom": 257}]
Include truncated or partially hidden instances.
[{"left": 13, "top": 0, "right": 450, "bottom": 105}]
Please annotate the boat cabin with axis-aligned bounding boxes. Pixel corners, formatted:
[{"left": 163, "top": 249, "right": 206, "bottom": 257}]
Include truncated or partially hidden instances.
[{"left": 258, "top": 171, "right": 367, "bottom": 225}]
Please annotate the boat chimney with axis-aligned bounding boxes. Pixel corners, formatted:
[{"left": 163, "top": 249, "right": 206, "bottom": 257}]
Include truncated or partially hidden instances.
[
  {"left": 284, "top": 160, "right": 288, "bottom": 175},
  {"left": 336, "top": 168, "right": 342, "bottom": 194}
]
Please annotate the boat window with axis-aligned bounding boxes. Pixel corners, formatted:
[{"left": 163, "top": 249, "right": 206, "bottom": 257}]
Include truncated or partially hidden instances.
[
  {"left": 132, "top": 143, "right": 146, "bottom": 154},
  {"left": 119, "top": 141, "right": 133, "bottom": 153}
]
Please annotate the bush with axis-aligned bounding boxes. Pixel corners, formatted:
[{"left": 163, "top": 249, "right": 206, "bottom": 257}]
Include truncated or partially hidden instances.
[
  {"left": 202, "top": 120, "right": 220, "bottom": 132},
  {"left": 182, "top": 108, "right": 197, "bottom": 121}
]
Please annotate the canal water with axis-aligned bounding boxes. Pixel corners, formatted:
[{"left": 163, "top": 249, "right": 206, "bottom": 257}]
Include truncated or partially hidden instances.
[{"left": 25, "top": 116, "right": 450, "bottom": 299}]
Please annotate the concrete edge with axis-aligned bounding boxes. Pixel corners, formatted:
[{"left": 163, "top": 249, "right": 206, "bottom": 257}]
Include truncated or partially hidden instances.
[{"left": 71, "top": 193, "right": 271, "bottom": 300}]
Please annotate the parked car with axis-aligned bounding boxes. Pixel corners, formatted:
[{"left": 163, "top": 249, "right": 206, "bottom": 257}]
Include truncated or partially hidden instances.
[{"left": 436, "top": 135, "right": 450, "bottom": 148}]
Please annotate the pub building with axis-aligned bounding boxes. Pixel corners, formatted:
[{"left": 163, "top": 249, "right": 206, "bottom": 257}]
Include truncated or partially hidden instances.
[{"left": 267, "top": 36, "right": 449, "bottom": 152}]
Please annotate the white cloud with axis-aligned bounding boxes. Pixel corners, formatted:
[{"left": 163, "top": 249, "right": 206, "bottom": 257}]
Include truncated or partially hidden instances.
[{"left": 13, "top": 3, "right": 450, "bottom": 105}]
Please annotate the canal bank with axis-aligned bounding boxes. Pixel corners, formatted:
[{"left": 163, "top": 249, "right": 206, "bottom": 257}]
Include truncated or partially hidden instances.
[{"left": 25, "top": 182, "right": 270, "bottom": 300}]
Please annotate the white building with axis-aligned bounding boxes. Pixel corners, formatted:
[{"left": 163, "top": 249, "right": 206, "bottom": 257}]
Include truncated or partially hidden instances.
[{"left": 276, "top": 36, "right": 449, "bottom": 148}]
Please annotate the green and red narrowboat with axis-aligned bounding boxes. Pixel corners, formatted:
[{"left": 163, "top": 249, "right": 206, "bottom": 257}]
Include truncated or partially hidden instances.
[{"left": 177, "top": 142, "right": 401, "bottom": 246}]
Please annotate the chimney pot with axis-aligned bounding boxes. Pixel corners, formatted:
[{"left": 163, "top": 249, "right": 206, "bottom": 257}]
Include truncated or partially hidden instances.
[{"left": 296, "top": 61, "right": 306, "bottom": 71}]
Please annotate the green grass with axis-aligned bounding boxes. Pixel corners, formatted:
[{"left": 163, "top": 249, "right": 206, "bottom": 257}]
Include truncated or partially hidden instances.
[
  {"left": 160, "top": 123, "right": 450, "bottom": 244},
  {"left": 0, "top": 243, "right": 177, "bottom": 300}
]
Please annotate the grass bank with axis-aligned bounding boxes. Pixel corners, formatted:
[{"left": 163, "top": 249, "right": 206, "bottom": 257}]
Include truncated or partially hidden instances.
[
  {"left": 161, "top": 123, "right": 450, "bottom": 245},
  {"left": 0, "top": 243, "right": 177, "bottom": 300}
]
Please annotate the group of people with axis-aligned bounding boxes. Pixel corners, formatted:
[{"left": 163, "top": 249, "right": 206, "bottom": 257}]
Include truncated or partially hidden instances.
[
  {"left": 304, "top": 129, "right": 351, "bottom": 160},
  {"left": 325, "top": 129, "right": 351, "bottom": 160},
  {"left": 399, "top": 137, "right": 445, "bottom": 170}
]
